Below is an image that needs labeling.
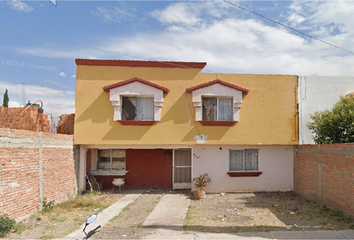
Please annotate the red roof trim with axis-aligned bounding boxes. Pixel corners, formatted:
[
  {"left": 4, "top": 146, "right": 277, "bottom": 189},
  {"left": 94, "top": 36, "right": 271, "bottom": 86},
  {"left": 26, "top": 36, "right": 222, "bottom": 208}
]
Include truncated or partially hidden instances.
[
  {"left": 102, "top": 77, "right": 170, "bottom": 93},
  {"left": 186, "top": 79, "right": 249, "bottom": 94},
  {"left": 75, "top": 59, "right": 206, "bottom": 69}
]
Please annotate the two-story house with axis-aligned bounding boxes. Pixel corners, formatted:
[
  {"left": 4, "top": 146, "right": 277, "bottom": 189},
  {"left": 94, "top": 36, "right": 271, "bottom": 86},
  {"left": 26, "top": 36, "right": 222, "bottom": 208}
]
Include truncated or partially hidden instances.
[{"left": 74, "top": 59, "right": 298, "bottom": 193}]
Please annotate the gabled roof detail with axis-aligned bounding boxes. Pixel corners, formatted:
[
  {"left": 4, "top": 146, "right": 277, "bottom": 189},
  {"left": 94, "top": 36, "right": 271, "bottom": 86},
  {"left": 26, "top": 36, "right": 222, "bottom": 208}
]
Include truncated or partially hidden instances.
[
  {"left": 76, "top": 59, "right": 207, "bottom": 69},
  {"left": 102, "top": 77, "right": 170, "bottom": 93},
  {"left": 186, "top": 79, "right": 249, "bottom": 94}
]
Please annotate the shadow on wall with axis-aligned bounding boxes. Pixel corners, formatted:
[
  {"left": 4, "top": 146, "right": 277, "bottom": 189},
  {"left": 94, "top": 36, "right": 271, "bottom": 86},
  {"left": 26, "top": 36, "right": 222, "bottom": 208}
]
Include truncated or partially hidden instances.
[
  {"left": 161, "top": 93, "right": 194, "bottom": 124},
  {"left": 102, "top": 117, "right": 151, "bottom": 141},
  {"left": 76, "top": 92, "right": 111, "bottom": 124},
  {"left": 182, "top": 122, "right": 233, "bottom": 142}
]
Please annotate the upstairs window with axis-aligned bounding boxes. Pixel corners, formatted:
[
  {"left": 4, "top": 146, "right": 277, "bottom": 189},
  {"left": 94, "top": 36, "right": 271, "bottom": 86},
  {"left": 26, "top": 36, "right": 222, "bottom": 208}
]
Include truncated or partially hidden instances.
[
  {"left": 202, "top": 97, "right": 233, "bottom": 121},
  {"left": 122, "top": 97, "right": 154, "bottom": 121},
  {"left": 230, "top": 149, "right": 259, "bottom": 172},
  {"left": 97, "top": 149, "right": 126, "bottom": 170}
]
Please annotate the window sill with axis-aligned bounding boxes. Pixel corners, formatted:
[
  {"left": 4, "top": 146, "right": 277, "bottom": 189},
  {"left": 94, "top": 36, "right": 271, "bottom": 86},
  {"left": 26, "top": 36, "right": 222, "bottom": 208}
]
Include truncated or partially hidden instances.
[
  {"left": 90, "top": 170, "right": 128, "bottom": 176},
  {"left": 200, "top": 121, "right": 236, "bottom": 126},
  {"left": 118, "top": 120, "right": 156, "bottom": 126},
  {"left": 227, "top": 172, "right": 262, "bottom": 177}
]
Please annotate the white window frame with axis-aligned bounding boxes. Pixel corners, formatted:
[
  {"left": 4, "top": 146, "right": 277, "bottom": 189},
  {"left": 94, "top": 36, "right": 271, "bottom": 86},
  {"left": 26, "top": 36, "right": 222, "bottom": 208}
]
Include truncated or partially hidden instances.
[
  {"left": 97, "top": 149, "right": 126, "bottom": 171},
  {"left": 107, "top": 80, "right": 165, "bottom": 121},
  {"left": 229, "top": 149, "right": 259, "bottom": 172},
  {"left": 190, "top": 83, "right": 244, "bottom": 122},
  {"left": 202, "top": 97, "right": 233, "bottom": 121}
]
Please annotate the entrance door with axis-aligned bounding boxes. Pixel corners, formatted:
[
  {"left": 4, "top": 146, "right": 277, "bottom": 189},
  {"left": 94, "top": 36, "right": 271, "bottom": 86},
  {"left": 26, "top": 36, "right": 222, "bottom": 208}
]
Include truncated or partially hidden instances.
[{"left": 173, "top": 149, "right": 192, "bottom": 189}]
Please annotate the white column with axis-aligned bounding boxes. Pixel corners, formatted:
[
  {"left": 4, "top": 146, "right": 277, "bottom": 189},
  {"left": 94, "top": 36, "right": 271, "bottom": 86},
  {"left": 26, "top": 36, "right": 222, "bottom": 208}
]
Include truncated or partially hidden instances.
[{"left": 79, "top": 146, "right": 87, "bottom": 192}]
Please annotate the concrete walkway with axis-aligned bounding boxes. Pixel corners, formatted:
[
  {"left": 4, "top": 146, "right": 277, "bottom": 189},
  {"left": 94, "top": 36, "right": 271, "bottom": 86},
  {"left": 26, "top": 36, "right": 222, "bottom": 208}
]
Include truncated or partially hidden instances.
[
  {"left": 142, "top": 194, "right": 190, "bottom": 239},
  {"left": 66, "top": 194, "right": 140, "bottom": 239}
]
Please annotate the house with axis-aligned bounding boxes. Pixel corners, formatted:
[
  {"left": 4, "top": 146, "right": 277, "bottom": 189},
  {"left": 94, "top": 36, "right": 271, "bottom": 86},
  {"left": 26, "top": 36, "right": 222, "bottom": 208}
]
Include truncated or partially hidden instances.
[
  {"left": 298, "top": 76, "right": 354, "bottom": 144},
  {"left": 74, "top": 59, "right": 298, "bottom": 193}
]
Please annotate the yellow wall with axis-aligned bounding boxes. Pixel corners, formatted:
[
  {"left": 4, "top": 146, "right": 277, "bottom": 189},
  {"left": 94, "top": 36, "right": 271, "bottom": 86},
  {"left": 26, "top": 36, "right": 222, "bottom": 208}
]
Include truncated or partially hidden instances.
[{"left": 74, "top": 65, "right": 298, "bottom": 145}]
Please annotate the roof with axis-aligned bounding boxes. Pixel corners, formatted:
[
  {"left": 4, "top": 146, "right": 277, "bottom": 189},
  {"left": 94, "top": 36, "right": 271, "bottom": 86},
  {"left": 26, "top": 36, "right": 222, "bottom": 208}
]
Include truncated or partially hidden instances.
[
  {"left": 102, "top": 77, "right": 170, "bottom": 93},
  {"left": 186, "top": 79, "right": 249, "bottom": 94},
  {"left": 75, "top": 59, "right": 207, "bottom": 69}
]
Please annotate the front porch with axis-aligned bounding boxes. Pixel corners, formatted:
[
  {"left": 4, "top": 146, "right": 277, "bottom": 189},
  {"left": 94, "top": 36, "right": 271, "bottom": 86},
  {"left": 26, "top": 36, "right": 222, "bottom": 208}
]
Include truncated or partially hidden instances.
[{"left": 77, "top": 147, "right": 192, "bottom": 192}]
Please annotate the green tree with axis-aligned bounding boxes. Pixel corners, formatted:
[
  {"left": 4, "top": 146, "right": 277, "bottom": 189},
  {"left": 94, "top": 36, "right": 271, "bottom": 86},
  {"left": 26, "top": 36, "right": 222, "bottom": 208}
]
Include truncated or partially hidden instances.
[
  {"left": 2, "top": 89, "right": 9, "bottom": 108},
  {"left": 308, "top": 96, "right": 354, "bottom": 144}
]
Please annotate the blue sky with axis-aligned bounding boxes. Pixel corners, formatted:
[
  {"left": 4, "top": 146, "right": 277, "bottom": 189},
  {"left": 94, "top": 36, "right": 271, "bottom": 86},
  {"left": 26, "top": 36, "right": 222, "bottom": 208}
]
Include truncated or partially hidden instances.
[{"left": 0, "top": 0, "right": 354, "bottom": 117}]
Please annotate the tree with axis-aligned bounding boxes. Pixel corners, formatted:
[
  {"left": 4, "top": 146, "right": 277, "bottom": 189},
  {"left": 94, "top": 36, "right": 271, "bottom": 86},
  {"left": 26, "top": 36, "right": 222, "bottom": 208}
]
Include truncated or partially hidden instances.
[
  {"left": 2, "top": 89, "right": 9, "bottom": 108},
  {"left": 308, "top": 96, "right": 354, "bottom": 144}
]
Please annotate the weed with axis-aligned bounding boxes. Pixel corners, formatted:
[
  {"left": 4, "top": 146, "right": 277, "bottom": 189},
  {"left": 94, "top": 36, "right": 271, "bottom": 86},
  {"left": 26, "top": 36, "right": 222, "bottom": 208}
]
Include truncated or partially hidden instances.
[
  {"left": 42, "top": 197, "right": 55, "bottom": 212},
  {"left": 122, "top": 206, "right": 131, "bottom": 212},
  {"left": 0, "top": 214, "right": 16, "bottom": 237},
  {"left": 145, "top": 208, "right": 153, "bottom": 213}
]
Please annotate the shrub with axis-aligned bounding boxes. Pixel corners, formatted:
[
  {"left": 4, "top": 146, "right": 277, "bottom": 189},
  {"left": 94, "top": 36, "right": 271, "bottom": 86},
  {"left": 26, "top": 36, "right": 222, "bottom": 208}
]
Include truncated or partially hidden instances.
[{"left": 0, "top": 214, "right": 16, "bottom": 237}]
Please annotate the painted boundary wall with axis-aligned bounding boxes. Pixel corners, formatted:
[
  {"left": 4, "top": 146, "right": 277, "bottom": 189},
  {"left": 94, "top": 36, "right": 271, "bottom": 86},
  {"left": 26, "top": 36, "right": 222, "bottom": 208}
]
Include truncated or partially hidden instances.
[
  {"left": 295, "top": 144, "right": 354, "bottom": 218},
  {"left": 0, "top": 128, "right": 76, "bottom": 220}
]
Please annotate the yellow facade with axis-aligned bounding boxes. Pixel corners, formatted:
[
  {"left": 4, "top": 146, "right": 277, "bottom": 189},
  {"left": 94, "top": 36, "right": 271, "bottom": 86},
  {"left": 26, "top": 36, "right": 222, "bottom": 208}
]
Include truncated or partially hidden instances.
[{"left": 74, "top": 62, "right": 298, "bottom": 146}]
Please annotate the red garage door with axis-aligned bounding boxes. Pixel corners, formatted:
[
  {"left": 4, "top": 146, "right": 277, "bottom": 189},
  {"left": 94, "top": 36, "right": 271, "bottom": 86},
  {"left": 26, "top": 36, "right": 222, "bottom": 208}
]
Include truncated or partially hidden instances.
[{"left": 125, "top": 149, "right": 173, "bottom": 189}]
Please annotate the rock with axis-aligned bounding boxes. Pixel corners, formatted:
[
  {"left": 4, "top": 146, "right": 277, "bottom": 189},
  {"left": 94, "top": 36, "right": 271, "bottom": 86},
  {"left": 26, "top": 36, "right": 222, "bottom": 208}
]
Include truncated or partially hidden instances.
[
  {"left": 220, "top": 193, "right": 225, "bottom": 196},
  {"left": 221, "top": 218, "right": 226, "bottom": 222},
  {"left": 218, "top": 215, "right": 223, "bottom": 218},
  {"left": 286, "top": 226, "right": 292, "bottom": 230},
  {"left": 290, "top": 212, "right": 295, "bottom": 215},
  {"left": 227, "top": 209, "right": 230, "bottom": 212}
]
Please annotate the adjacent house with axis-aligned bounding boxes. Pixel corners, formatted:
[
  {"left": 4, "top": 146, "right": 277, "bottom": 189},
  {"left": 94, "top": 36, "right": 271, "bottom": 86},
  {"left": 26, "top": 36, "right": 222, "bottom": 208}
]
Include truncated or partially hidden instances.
[
  {"left": 74, "top": 59, "right": 298, "bottom": 193},
  {"left": 298, "top": 76, "right": 354, "bottom": 144}
]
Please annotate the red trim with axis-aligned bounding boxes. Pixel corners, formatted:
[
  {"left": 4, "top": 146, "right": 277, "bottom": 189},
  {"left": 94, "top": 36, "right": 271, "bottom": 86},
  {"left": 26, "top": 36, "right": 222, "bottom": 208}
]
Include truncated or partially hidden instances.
[
  {"left": 227, "top": 172, "right": 262, "bottom": 177},
  {"left": 75, "top": 59, "right": 206, "bottom": 69},
  {"left": 200, "top": 121, "right": 236, "bottom": 126},
  {"left": 102, "top": 77, "right": 170, "bottom": 93},
  {"left": 118, "top": 120, "right": 156, "bottom": 126},
  {"left": 186, "top": 79, "right": 249, "bottom": 94}
]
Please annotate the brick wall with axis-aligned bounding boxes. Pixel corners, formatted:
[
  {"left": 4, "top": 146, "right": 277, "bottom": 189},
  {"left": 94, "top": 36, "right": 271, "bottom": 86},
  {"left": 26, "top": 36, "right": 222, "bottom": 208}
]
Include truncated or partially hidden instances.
[
  {"left": 56, "top": 114, "right": 75, "bottom": 135},
  {"left": 295, "top": 144, "right": 354, "bottom": 218},
  {"left": 0, "top": 106, "right": 50, "bottom": 132},
  {"left": 0, "top": 128, "right": 76, "bottom": 220}
]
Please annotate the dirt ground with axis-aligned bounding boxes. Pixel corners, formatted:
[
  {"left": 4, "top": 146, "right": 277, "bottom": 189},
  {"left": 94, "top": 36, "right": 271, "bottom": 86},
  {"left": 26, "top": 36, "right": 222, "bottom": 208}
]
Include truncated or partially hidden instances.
[
  {"left": 5, "top": 191, "right": 354, "bottom": 239},
  {"left": 185, "top": 192, "right": 354, "bottom": 234},
  {"left": 7, "top": 192, "right": 125, "bottom": 239}
]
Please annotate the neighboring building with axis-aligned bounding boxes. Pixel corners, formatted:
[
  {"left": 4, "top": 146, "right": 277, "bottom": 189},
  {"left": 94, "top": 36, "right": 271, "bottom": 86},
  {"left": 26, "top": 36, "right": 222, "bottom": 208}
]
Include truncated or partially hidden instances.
[
  {"left": 74, "top": 59, "right": 298, "bottom": 193},
  {"left": 298, "top": 76, "right": 354, "bottom": 144}
]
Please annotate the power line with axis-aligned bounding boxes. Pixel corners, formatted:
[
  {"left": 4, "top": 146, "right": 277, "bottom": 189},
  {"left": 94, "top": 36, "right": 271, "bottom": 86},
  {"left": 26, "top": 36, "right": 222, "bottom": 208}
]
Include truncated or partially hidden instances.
[{"left": 222, "top": 0, "right": 354, "bottom": 55}]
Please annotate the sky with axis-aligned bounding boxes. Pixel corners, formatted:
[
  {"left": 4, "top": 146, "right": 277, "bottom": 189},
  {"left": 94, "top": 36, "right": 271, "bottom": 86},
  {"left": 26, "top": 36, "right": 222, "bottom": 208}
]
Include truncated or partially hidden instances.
[{"left": 0, "top": 0, "right": 354, "bottom": 118}]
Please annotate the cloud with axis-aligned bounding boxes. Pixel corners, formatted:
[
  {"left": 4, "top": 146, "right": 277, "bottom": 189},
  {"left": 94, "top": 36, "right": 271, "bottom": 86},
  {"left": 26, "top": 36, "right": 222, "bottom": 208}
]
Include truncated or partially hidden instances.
[
  {"left": 46, "top": 79, "right": 60, "bottom": 86},
  {"left": 151, "top": 2, "right": 201, "bottom": 26},
  {"left": 11, "top": 1, "right": 354, "bottom": 77},
  {"left": 59, "top": 72, "right": 66, "bottom": 77},
  {"left": 0, "top": 80, "right": 75, "bottom": 115},
  {"left": 6, "top": 0, "right": 33, "bottom": 12},
  {"left": 92, "top": 6, "right": 136, "bottom": 23},
  {"left": 71, "top": 74, "right": 76, "bottom": 78}
]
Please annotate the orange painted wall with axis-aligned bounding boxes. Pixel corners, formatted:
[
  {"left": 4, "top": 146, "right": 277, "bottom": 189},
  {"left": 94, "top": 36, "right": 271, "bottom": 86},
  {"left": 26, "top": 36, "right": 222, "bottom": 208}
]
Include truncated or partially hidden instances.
[{"left": 74, "top": 65, "right": 298, "bottom": 145}]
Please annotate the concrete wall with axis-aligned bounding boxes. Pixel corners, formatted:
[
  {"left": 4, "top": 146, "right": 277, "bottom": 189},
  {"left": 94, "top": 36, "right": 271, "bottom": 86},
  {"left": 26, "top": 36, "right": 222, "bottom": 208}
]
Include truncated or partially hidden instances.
[
  {"left": 298, "top": 76, "right": 354, "bottom": 144},
  {"left": 295, "top": 144, "right": 354, "bottom": 218},
  {"left": 0, "top": 106, "right": 50, "bottom": 132},
  {"left": 75, "top": 62, "right": 298, "bottom": 146},
  {"left": 0, "top": 128, "right": 76, "bottom": 220},
  {"left": 193, "top": 145, "right": 294, "bottom": 193}
]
